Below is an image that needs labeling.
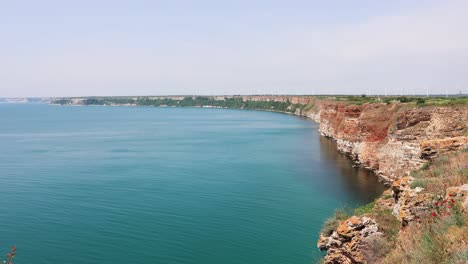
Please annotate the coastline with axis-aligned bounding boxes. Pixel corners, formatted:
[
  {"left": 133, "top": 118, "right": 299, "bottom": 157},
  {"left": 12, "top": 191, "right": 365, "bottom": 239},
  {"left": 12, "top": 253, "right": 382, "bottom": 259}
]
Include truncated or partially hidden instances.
[{"left": 49, "top": 96, "right": 468, "bottom": 263}]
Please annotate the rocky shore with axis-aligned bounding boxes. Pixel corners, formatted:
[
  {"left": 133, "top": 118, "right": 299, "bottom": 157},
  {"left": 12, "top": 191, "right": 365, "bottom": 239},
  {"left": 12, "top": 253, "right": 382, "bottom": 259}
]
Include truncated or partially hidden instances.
[{"left": 289, "top": 97, "right": 467, "bottom": 263}]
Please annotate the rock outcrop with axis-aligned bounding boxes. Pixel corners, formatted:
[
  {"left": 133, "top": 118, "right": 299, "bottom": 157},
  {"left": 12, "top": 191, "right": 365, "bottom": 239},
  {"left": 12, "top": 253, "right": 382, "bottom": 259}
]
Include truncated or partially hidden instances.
[
  {"left": 318, "top": 216, "right": 382, "bottom": 264},
  {"left": 390, "top": 177, "right": 430, "bottom": 225}
]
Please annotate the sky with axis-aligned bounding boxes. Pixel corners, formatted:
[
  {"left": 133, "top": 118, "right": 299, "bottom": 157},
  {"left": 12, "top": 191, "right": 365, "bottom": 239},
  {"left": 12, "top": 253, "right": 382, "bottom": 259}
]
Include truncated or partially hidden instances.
[{"left": 1, "top": 0, "right": 467, "bottom": 97}]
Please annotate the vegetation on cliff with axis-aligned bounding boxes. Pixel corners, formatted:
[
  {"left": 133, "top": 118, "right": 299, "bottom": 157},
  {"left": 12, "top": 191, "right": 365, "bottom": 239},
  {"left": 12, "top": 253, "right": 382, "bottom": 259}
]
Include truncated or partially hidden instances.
[
  {"left": 51, "top": 96, "right": 305, "bottom": 113},
  {"left": 52, "top": 95, "right": 468, "bottom": 108},
  {"left": 333, "top": 95, "right": 468, "bottom": 106},
  {"left": 382, "top": 151, "right": 468, "bottom": 264},
  {"left": 318, "top": 151, "right": 468, "bottom": 264}
]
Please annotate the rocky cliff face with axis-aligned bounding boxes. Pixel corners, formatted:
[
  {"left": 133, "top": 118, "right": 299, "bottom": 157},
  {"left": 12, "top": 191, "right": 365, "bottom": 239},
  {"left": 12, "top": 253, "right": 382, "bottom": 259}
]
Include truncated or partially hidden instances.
[
  {"left": 317, "top": 216, "right": 383, "bottom": 264},
  {"left": 295, "top": 100, "right": 468, "bottom": 185},
  {"left": 293, "top": 98, "right": 468, "bottom": 264}
]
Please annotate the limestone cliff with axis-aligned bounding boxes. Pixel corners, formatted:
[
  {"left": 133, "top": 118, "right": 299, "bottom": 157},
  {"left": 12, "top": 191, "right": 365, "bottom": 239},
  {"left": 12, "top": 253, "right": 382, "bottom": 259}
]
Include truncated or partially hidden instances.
[{"left": 296, "top": 100, "right": 468, "bottom": 185}]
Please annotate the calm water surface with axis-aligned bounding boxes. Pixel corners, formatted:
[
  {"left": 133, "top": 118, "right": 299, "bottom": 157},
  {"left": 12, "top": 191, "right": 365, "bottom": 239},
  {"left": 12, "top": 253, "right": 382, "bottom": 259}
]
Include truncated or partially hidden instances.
[{"left": 0, "top": 104, "right": 385, "bottom": 264}]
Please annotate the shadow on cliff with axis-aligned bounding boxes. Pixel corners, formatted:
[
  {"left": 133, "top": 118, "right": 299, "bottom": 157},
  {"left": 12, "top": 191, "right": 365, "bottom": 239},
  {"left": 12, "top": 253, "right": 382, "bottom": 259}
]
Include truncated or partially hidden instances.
[{"left": 318, "top": 136, "right": 387, "bottom": 204}]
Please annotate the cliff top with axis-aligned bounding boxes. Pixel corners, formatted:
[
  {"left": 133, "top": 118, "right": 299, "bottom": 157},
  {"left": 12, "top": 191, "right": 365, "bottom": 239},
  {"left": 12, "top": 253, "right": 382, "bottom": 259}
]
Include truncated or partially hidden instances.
[{"left": 331, "top": 95, "right": 468, "bottom": 106}]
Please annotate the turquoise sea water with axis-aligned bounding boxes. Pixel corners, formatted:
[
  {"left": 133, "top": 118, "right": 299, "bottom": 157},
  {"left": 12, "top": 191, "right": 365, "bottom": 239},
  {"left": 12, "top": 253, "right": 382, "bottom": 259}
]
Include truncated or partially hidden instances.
[{"left": 0, "top": 104, "right": 385, "bottom": 264}]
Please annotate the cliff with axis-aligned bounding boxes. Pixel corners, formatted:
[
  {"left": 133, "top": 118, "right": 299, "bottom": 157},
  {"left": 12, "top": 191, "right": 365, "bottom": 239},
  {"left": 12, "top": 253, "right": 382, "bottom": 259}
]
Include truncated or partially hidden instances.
[
  {"left": 297, "top": 99, "right": 468, "bottom": 264},
  {"left": 297, "top": 100, "right": 468, "bottom": 185}
]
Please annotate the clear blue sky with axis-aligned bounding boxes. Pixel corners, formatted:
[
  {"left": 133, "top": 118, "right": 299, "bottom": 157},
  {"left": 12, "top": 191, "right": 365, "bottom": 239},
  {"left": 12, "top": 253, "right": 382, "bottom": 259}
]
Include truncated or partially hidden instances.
[{"left": 1, "top": 0, "right": 467, "bottom": 97}]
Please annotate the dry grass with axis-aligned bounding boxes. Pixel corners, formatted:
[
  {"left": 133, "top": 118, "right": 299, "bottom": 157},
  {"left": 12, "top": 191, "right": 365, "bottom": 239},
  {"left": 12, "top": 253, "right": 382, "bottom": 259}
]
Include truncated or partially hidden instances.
[
  {"left": 414, "top": 152, "right": 468, "bottom": 194},
  {"left": 318, "top": 151, "right": 467, "bottom": 263},
  {"left": 383, "top": 207, "right": 467, "bottom": 264},
  {"left": 382, "top": 150, "right": 468, "bottom": 264},
  {"left": 362, "top": 235, "right": 391, "bottom": 263}
]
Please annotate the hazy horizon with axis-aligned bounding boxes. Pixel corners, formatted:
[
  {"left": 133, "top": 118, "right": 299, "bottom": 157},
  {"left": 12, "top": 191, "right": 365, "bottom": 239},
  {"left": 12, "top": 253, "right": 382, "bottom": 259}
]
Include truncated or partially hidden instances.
[
  {"left": 2, "top": 0, "right": 468, "bottom": 97},
  {"left": 2, "top": 93, "right": 467, "bottom": 99}
]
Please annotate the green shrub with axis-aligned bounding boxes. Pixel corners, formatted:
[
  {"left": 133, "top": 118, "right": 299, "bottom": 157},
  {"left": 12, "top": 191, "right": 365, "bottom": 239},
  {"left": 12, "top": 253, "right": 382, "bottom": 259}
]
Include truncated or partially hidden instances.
[
  {"left": 383, "top": 98, "right": 392, "bottom": 104},
  {"left": 410, "top": 179, "right": 428, "bottom": 189},
  {"left": 420, "top": 161, "right": 431, "bottom": 170},
  {"left": 397, "top": 96, "right": 411, "bottom": 103},
  {"left": 416, "top": 98, "right": 426, "bottom": 105},
  {"left": 383, "top": 194, "right": 393, "bottom": 199}
]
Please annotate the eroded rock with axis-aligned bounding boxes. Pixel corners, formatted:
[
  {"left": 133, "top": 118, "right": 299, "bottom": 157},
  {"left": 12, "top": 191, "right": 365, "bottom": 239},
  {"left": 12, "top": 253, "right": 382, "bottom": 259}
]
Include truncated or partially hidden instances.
[
  {"left": 391, "top": 177, "right": 431, "bottom": 225},
  {"left": 318, "top": 216, "right": 382, "bottom": 264}
]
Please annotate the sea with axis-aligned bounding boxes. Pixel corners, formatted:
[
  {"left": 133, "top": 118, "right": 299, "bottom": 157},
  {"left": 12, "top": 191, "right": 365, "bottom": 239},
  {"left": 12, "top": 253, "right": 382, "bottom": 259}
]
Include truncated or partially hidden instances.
[{"left": 0, "top": 103, "right": 385, "bottom": 263}]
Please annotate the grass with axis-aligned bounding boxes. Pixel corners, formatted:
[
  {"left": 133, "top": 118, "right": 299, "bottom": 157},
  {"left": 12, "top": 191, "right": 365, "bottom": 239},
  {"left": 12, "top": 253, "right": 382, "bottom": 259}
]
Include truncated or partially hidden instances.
[
  {"left": 420, "top": 161, "right": 431, "bottom": 170},
  {"left": 381, "top": 149, "right": 468, "bottom": 264},
  {"left": 333, "top": 95, "right": 381, "bottom": 105},
  {"left": 410, "top": 170, "right": 424, "bottom": 178},
  {"left": 354, "top": 201, "right": 376, "bottom": 216},
  {"left": 383, "top": 205, "right": 467, "bottom": 264},
  {"left": 318, "top": 148, "right": 467, "bottom": 264},
  {"left": 431, "top": 168, "right": 443, "bottom": 177},
  {"left": 425, "top": 151, "right": 467, "bottom": 193},
  {"left": 331, "top": 95, "right": 468, "bottom": 106},
  {"left": 433, "top": 155, "right": 449, "bottom": 166},
  {"left": 320, "top": 207, "right": 351, "bottom": 236},
  {"left": 362, "top": 235, "right": 392, "bottom": 263},
  {"left": 383, "top": 194, "right": 393, "bottom": 199},
  {"left": 301, "top": 102, "right": 316, "bottom": 112},
  {"left": 373, "top": 209, "right": 401, "bottom": 243},
  {"left": 318, "top": 150, "right": 467, "bottom": 263},
  {"left": 417, "top": 96, "right": 468, "bottom": 106}
]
